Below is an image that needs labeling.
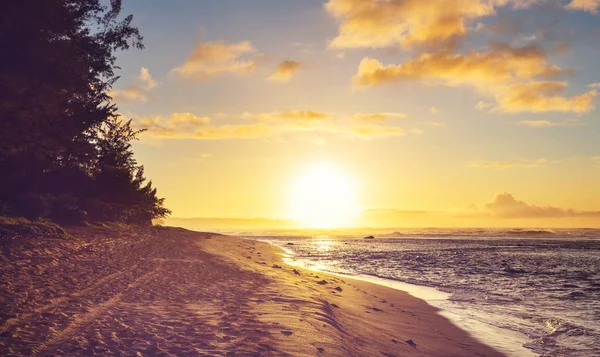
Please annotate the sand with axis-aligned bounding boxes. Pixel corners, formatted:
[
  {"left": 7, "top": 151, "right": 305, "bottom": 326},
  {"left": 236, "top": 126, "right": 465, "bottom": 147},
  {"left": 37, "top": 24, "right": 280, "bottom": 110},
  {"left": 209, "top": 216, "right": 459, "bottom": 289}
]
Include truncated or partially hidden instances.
[{"left": 0, "top": 226, "right": 506, "bottom": 356}]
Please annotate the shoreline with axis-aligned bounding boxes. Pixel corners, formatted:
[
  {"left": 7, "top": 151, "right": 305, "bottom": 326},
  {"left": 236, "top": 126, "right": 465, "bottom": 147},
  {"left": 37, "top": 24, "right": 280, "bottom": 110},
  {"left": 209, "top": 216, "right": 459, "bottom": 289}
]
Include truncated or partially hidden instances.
[
  {"left": 1, "top": 225, "right": 508, "bottom": 356},
  {"left": 266, "top": 239, "right": 536, "bottom": 357}
]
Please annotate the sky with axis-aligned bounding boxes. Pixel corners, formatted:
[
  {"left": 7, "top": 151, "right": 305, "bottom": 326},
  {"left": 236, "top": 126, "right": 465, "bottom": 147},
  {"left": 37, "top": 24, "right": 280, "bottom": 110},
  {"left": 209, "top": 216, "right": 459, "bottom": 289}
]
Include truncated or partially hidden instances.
[{"left": 111, "top": 0, "right": 600, "bottom": 228}]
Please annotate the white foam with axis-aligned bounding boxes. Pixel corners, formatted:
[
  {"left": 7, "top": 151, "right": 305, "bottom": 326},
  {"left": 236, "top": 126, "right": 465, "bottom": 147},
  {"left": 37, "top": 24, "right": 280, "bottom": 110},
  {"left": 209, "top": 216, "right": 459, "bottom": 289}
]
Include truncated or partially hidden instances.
[{"left": 270, "top": 241, "right": 537, "bottom": 357}]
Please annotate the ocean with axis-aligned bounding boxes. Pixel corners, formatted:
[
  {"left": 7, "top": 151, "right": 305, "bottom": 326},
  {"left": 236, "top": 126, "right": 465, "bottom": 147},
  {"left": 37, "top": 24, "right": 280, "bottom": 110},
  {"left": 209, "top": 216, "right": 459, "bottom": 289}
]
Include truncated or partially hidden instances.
[{"left": 240, "top": 228, "right": 600, "bottom": 357}]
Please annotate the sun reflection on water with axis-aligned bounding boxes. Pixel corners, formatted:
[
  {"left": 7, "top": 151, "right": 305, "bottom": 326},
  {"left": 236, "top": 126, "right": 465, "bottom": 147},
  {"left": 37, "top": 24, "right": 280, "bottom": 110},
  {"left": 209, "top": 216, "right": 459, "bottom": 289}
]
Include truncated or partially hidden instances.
[{"left": 312, "top": 236, "right": 335, "bottom": 252}]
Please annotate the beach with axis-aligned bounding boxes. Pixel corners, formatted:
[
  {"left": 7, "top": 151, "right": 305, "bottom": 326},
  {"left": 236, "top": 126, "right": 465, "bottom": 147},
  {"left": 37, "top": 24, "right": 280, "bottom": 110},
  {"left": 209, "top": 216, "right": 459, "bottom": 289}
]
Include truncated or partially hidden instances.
[{"left": 0, "top": 226, "right": 505, "bottom": 356}]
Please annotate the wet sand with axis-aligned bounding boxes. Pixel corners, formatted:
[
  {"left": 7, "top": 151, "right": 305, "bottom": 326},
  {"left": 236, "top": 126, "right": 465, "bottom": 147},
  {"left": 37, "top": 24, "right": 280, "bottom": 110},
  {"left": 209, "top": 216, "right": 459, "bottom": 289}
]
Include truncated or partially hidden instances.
[{"left": 0, "top": 226, "right": 506, "bottom": 356}]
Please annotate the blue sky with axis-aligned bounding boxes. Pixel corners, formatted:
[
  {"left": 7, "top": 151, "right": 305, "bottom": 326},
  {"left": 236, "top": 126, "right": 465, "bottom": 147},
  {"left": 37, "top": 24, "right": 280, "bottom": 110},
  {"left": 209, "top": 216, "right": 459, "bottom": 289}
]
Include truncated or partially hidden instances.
[{"left": 107, "top": 0, "right": 600, "bottom": 227}]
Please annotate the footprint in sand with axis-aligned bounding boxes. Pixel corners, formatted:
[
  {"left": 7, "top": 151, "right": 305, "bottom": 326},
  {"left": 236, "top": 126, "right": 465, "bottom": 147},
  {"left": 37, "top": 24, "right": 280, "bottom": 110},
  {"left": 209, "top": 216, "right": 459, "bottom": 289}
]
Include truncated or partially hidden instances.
[
  {"left": 405, "top": 339, "right": 417, "bottom": 348},
  {"left": 280, "top": 330, "right": 293, "bottom": 336},
  {"left": 317, "top": 280, "right": 328, "bottom": 285}
]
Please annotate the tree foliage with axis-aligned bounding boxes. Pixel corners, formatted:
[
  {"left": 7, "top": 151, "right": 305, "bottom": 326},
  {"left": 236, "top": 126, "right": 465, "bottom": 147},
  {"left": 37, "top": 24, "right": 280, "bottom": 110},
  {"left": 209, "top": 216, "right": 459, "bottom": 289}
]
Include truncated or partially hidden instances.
[{"left": 0, "top": 0, "right": 170, "bottom": 224}]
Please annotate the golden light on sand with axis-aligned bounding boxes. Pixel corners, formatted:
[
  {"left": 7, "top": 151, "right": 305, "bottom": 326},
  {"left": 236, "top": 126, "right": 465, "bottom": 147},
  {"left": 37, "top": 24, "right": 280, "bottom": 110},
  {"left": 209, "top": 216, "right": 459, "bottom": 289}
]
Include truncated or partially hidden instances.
[{"left": 289, "top": 163, "right": 359, "bottom": 228}]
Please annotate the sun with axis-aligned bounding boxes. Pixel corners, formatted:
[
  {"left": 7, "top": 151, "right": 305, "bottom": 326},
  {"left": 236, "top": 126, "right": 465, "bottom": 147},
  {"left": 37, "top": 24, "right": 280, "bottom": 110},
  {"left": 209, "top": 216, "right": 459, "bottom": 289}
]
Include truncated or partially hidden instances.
[{"left": 289, "top": 162, "right": 359, "bottom": 228}]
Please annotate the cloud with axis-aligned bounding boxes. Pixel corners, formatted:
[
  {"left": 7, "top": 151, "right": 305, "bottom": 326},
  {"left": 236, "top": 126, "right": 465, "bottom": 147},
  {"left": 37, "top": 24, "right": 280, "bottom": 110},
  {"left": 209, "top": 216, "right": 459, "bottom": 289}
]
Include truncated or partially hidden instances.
[
  {"left": 352, "top": 112, "right": 407, "bottom": 122},
  {"left": 173, "top": 41, "right": 257, "bottom": 79},
  {"left": 137, "top": 112, "right": 212, "bottom": 136},
  {"left": 588, "top": 82, "right": 600, "bottom": 88},
  {"left": 110, "top": 86, "right": 148, "bottom": 103},
  {"left": 565, "top": 0, "right": 600, "bottom": 13},
  {"left": 354, "top": 44, "right": 565, "bottom": 87},
  {"left": 110, "top": 67, "right": 159, "bottom": 104},
  {"left": 470, "top": 158, "right": 549, "bottom": 168},
  {"left": 353, "top": 44, "right": 596, "bottom": 113},
  {"left": 324, "top": 0, "right": 550, "bottom": 50},
  {"left": 135, "top": 111, "right": 405, "bottom": 140},
  {"left": 498, "top": 82, "right": 597, "bottom": 113},
  {"left": 245, "top": 110, "right": 330, "bottom": 121},
  {"left": 410, "top": 128, "right": 424, "bottom": 135},
  {"left": 325, "top": 0, "right": 498, "bottom": 49},
  {"left": 475, "top": 101, "right": 493, "bottom": 110},
  {"left": 430, "top": 106, "right": 439, "bottom": 114},
  {"left": 485, "top": 192, "right": 600, "bottom": 218},
  {"left": 516, "top": 119, "right": 579, "bottom": 127},
  {"left": 267, "top": 60, "right": 302, "bottom": 83},
  {"left": 139, "top": 67, "right": 158, "bottom": 89}
]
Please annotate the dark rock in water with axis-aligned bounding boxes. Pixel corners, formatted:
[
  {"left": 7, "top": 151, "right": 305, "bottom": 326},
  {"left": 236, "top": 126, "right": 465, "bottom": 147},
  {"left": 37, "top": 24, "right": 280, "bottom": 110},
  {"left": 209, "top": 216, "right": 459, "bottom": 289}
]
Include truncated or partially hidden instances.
[
  {"left": 364, "top": 235, "right": 375, "bottom": 239},
  {"left": 272, "top": 264, "right": 282, "bottom": 269},
  {"left": 503, "top": 267, "right": 527, "bottom": 274},
  {"left": 334, "top": 286, "right": 343, "bottom": 292},
  {"left": 317, "top": 280, "right": 328, "bottom": 285},
  {"left": 286, "top": 242, "right": 294, "bottom": 245},
  {"left": 405, "top": 339, "right": 417, "bottom": 348}
]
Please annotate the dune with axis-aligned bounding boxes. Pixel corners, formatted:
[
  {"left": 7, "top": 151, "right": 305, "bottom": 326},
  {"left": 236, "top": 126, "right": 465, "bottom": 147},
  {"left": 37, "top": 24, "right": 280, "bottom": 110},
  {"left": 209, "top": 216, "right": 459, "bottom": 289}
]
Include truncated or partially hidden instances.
[{"left": 0, "top": 226, "right": 505, "bottom": 356}]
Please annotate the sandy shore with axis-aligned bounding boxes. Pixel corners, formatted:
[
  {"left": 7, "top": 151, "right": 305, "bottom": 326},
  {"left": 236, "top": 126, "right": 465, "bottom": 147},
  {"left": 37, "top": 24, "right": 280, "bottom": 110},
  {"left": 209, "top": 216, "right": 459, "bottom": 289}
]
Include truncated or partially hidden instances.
[{"left": 0, "top": 226, "right": 506, "bottom": 356}]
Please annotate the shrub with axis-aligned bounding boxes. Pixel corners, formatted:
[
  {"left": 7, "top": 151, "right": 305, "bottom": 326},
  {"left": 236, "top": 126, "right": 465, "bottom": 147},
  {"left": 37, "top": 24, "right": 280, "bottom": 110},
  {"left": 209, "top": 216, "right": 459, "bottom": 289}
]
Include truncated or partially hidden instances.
[
  {"left": 47, "top": 195, "right": 87, "bottom": 224},
  {"left": 9, "top": 194, "right": 50, "bottom": 220}
]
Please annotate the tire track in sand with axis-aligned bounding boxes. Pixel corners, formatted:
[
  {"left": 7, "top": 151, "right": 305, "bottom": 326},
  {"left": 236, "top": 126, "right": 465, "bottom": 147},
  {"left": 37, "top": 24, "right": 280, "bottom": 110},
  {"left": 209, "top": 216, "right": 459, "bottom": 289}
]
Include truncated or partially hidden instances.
[
  {"left": 30, "top": 260, "right": 164, "bottom": 356},
  {"left": 0, "top": 261, "right": 142, "bottom": 335}
]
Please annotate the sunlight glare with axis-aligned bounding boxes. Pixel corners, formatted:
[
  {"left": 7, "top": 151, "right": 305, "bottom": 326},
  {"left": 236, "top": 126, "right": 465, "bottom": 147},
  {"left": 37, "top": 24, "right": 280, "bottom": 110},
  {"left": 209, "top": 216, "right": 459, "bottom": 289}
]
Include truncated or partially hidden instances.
[{"left": 289, "top": 163, "right": 359, "bottom": 228}]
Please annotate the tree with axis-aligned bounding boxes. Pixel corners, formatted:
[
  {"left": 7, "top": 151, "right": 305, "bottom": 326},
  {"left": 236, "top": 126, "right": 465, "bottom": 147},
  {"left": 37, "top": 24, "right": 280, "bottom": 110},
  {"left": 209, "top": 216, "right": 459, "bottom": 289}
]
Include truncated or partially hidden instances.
[
  {"left": 0, "top": 0, "right": 170, "bottom": 223},
  {"left": 94, "top": 117, "right": 171, "bottom": 224}
]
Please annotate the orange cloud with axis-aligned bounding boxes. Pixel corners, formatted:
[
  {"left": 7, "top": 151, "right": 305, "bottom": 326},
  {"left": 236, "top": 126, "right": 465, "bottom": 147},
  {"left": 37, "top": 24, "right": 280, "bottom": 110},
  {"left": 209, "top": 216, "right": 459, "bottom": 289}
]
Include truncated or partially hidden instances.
[
  {"left": 137, "top": 113, "right": 211, "bottom": 136},
  {"left": 352, "top": 113, "right": 407, "bottom": 122},
  {"left": 139, "top": 67, "right": 158, "bottom": 90},
  {"left": 516, "top": 119, "right": 579, "bottom": 127},
  {"left": 565, "top": 0, "right": 600, "bottom": 13},
  {"left": 110, "top": 86, "right": 148, "bottom": 103},
  {"left": 267, "top": 60, "right": 302, "bottom": 83},
  {"left": 354, "top": 44, "right": 564, "bottom": 87},
  {"left": 173, "top": 41, "right": 256, "bottom": 79},
  {"left": 485, "top": 192, "right": 600, "bottom": 218},
  {"left": 110, "top": 67, "right": 159, "bottom": 104},
  {"left": 246, "top": 110, "right": 329, "bottom": 121},
  {"left": 354, "top": 44, "right": 596, "bottom": 113},
  {"left": 498, "top": 82, "right": 597, "bottom": 113},
  {"left": 325, "top": 0, "right": 497, "bottom": 49},
  {"left": 136, "top": 111, "right": 405, "bottom": 141}
]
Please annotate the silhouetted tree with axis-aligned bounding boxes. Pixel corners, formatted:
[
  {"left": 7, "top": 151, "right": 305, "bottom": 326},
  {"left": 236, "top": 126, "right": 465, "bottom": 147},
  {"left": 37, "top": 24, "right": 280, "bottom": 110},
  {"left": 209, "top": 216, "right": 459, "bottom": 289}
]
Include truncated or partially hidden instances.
[
  {"left": 0, "top": 0, "right": 169, "bottom": 223},
  {"left": 93, "top": 117, "right": 171, "bottom": 224}
]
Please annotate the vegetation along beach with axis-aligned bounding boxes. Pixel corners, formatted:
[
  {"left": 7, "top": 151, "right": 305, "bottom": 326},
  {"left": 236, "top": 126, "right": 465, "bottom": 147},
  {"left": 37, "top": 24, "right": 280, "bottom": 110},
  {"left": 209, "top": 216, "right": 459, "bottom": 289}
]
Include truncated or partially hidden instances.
[{"left": 2, "top": 0, "right": 599, "bottom": 356}]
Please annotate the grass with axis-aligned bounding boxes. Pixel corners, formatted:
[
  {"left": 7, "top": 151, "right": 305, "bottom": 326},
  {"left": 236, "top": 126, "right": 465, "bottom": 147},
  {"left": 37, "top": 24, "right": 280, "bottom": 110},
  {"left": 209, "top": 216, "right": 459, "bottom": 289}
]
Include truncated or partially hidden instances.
[{"left": 0, "top": 216, "right": 72, "bottom": 239}]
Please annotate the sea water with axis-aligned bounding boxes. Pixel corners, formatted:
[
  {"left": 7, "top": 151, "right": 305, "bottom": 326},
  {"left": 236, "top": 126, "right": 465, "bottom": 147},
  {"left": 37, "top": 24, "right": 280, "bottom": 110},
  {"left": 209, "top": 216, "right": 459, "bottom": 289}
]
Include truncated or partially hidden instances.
[{"left": 241, "top": 228, "right": 600, "bottom": 357}]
